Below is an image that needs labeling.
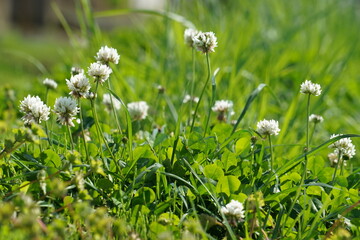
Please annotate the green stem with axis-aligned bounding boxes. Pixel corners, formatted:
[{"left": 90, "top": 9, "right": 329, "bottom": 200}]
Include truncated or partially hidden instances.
[
  {"left": 67, "top": 125, "right": 74, "bottom": 150},
  {"left": 203, "top": 53, "right": 215, "bottom": 137},
  {"left": 107, "top": 79, "right": 122, "bottom": 135},
  {"left": 190, "top": 53, "right": 211, "bottom": 133},
  {"left": 268, "top": 135, "right": 273, "bottom": 171},
  {"left": 332, "top": 150, "right": 342, "bottom": 183},
  {"left": 78, "top": 99, "right": 89, "bottom": 162},
  {"left": 188, "top": 47, "right": 196, "bottom": 124}
]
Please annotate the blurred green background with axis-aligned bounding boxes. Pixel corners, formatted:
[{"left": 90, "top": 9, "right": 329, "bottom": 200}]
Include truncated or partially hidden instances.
[{"left": 1, "top": 0, "right": 360, "bottom": 164}]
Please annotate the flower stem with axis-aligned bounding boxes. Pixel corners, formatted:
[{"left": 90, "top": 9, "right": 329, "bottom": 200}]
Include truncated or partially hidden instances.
[
  {"left": 188, "top": 47, "right": 196, "bottom": 125},
  {"left": 44, "top": 88, "right": 52, "bottom": 147},
  {"left": 332, "top": 150, "right": 342, "bottom": 183},
  {"left": 203, "top": 53, "right": 215, "bottom": 137},
  {"left": 78, "top": 99, "right": 89, "bottom": 162},
  {"left": 67, "top": 125, "right": 74, "bottom": 150},
  {"left": 190, "top": 53, "right": 211, "bottom": 133},
  {"left": 268, "top": 135, "right": 273, "bottom": 171},
  {"left": 107, "top": 79, "right": 122, "bottom": 135}
]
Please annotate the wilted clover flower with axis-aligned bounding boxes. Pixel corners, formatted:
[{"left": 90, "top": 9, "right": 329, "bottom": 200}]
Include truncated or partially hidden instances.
[
  {"left": 329, "top": 134, "right": 356, "bottom": 159},
  {"left": 19, "top": 95, "right": 50, "bottom": 125},
  {"left": 183, "top": 94, "right": 199, "bottom": 103},
  {"left": 127, "top": 101, "right": 149, "bottom": 121},
  {"left": 88, "top": 62, "right": 112, "bottom": 84},
  {"left": 212, "top": 100, "right": 234, "bottom": 122},
  {"left": 220, "top": 200, "right": 245, "bottom": 225},
  {"left": 309, "top": 114, "right": 324, "bottom": 124},
  {"left": 256, "top": 119, "right": 280, "bottom": 136},
  {"left": 66, "top": 73, "right": 91, "bottom": 98},
  {"left": 193, "top": 31, "right": 218, "bottom": 53},
  {"left": 43, "top": 78, "right": 58, "bottom": 90},
  {"left": 102, "top": 93, "right": 121, "bottom": 112},
  {"left": 300, "top": 80, "right": 322, "bottom": 96},
  {"left": 71, "top": 67, "right": 84, "bottom": 76},
  {"left": 184, "top": 28, "right": 199, "bottom": 48},
  {"left": 95, "top": 46, "right": 120, "bottom": 65},
  {"left": 53, "top": 97, "right": 79, "bottom": 127}
]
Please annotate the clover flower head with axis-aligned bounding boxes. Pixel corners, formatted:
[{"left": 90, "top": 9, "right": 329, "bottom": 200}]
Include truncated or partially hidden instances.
[
  {"left": 19, "top": 95, "right": 50, "bottom": 125},
  {"left": 53, "top": 97, "right": 79, "bottom": 127},
  {"left": 309, "top": 114, "right": 324, "bottom": 124},
  {"left": 95, "top": 46, "right": 120, "bottom": 65},
  {"left": 220, "top": 200, "right": 245, "bottom": 221},
  {"left": 256, "top": 119, "right": 280, "bottom": 136},
  {"left": 212, "top": 100, "right": 233, "bottom": 113},
  {"left": 88, "top": 62, "right": 112, "bottom": 84},
  {"left": 300, "top": 80, "right": 322, "bottom": 96},
  {"left": 103, "top": 93, "right": 121, "bottom": 112},
  {"left": 193, "top": 31, "right": 218, "bottom": 53},
  {"left": 71, "top": 67, "right": 84, "bottom": 76},
  {"left": 184, "top": 28, "right": 199, "bottom": 48},
  {"left": 329, "top": 134, "right": 356, "bottom": 159},
  {"left": 43, "top": 78, "right": 58, "bottom": 90},
  {"left": 127, "top": 101, "right": 149, "bottom": 121},
  {"left": 183, "top": 94, "right": 199, "bottom": 103},
  {"left": 66, "top": 73, "right": 91, "bottom": 98}
]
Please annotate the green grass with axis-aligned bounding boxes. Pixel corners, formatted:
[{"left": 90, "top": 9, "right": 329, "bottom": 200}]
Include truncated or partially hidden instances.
[{"left": 0, "top": 0, "right": 359, "bottom": 239}]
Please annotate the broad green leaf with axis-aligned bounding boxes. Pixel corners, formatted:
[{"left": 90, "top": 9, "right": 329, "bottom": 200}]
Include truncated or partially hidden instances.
[
  {"left": 306, "top": 186, "right": 323, "bottom": 196},
  {"left": 133, "top": 187, "right": 156, "bottom": 205},
  {"left": 96, "top": 178, "right": 113, "bottom": 191},
  {"left": 19, "top": 181, "right": 30, "bottom": 193},
  {"left": 216, "top": 175, "right": 241, "bottom": 197},
  {"left": 229, "top": 193, "right": 248, "bottom": 203},
  {"left": 158, "top": 212, "right": 180, "bottom": 225},
  {"left": 42, "top": 149, "right": 62, "bottom": 168},
  {"left": 63, "top": 196, "right": 74, "bottom": 206},
  {"left": 221, "top": 150, "right": 238, "bottom": 172},
  {"left": 235, "top": 136, "right": 251, "bottom": 155},
  {"left": 318, "top": 167, "right": 334, "bottom": 183},
  {"left": 308, "top": 155, "right": 325, "bottom": 176},
  {"left": 204, "top": 164, "right": 224, "bottom": 180}
]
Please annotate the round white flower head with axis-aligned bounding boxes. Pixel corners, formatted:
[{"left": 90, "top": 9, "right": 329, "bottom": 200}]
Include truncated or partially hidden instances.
[
  {"left": 300, "top": 80, "right": 322, "bottom": 96},
  {"left": 71, "top": 67, "right": 84, "bottom": 76},
  {"left": 19, "top": 95, "right": 50, "bottom": 125},
  {"left": 127, "top": 101, "right": 149, "bottom": 121},
  {"left": 103, "top": 93, "right": 121, "bottom": 112},
  {"left": 183, "top": 94, "right": 199, "bottom": 103},
  {"left": 66, "top": 73, "right": 91, "bottom": 98},
  {"left": 309, "top": 114, "right": 324, "bottom": 124},
  {"left": 212, "top": 100, "right": 233, "bottom": 113},
  {"left": 88, "top": 62, "right": 112, "bottom": 84},
  {"left": 256, "top": 119, "right": 280, "bottom": 136},
  {"left": 193, "top": 31, "right": 218, "bottom": 53},
  {"left": 53, "top": 97, "right": 79, "bottom": 127},
  {"left": 95, "top": 46, "right": 120, "bottom": 65},
  {"left": 43, "top": 78, "right": 58, "bottom": 90},
  {"left": 329, "top": 134, "right": 356, "bottom": 159},
  {"left": 184, "top": 28, "right": 199, "bottom": 48},
  {"left": 220, "top": 200, "right": 245, "bottom": 220}
]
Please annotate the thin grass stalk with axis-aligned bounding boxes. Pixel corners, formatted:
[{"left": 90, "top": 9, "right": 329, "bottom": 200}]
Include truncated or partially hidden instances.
[
  {"left": 78, "top": 99, "right": 89, "bottom": 162},
  {"left": 268, "top": 135, "right": 273, "bottom": 171},
  {"left": 188, "top": 47, "right": 196, "bottom": 124},
  {"left": 190, "top": 53, "right": 211, "bottom": 133}
]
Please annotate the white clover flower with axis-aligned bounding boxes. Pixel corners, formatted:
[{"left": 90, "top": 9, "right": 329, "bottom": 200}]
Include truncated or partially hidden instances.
[
  {"left": 19, "top": 95, "right": 50, "bottom": 125},
  {"left": 183, "top": 94, "right": 199, "bottom": 103},
  {"left": 256, "top": 119, "right": 280, "bottom": 136},
  {"left": 53, "top": 97, "right": 79, "bottom": 127},
  {"left": 43, "top": 78, "right": 58, "bottom": 90},
  {"left": 309, "top": 114, "right": 324, "bottom": 124},
  {"left": 329, "top": 134, "right": 356, "bottom": 159},
  {"left": 127, "top": 101, "right": 149, "bottom": 121},
  {"left": 95, "top": 46, "right": 120, "bottom": 65},
  {"left": 184, "top": 28, "right": 199, "bottom": 48},
  {"left": 212, "top": 100, "right": 233, "bottom": 113},
  {"left": 103, "top": 93, "right": 121, "bottom": 112},
  {"left": 220, "top": 200, "right": 245, "bottom": 221},
  {"left": 193, "top": 31, "right": 218, "bottom": 53},
  {"left": 88, "top": 62, "right": 112, "bottom": 84},
  {"left": 300, "top": 80, "right": 322, "bottom": 96},
  {"left": 71, "top": 67, "right": 84, "bottom": 76},
  {"left": 66, "top": 73, "right": 91, "bottom": 99}
]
